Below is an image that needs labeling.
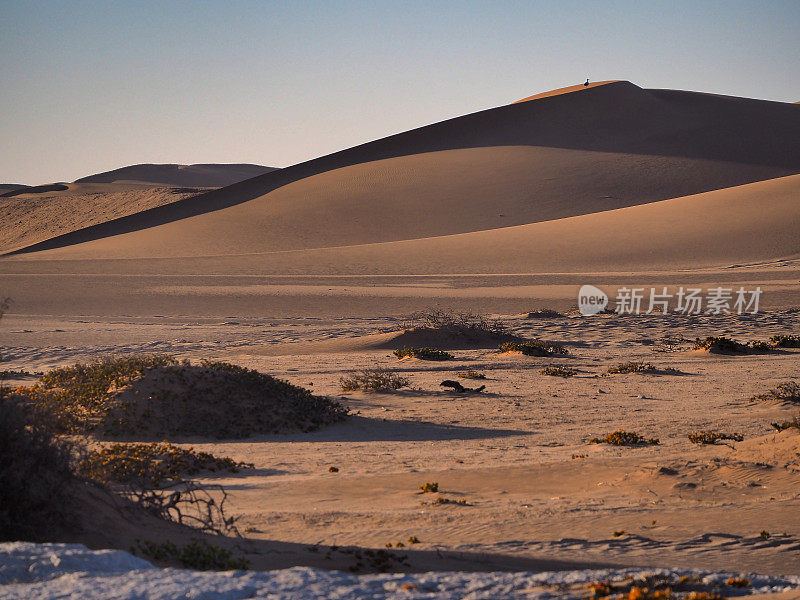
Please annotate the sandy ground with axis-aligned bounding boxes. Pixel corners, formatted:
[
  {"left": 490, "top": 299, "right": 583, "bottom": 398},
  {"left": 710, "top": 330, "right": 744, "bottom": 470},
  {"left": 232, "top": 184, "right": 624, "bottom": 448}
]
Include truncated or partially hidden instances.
[{"left": 3, "top": 309, "right": 799, "bottom": 577}]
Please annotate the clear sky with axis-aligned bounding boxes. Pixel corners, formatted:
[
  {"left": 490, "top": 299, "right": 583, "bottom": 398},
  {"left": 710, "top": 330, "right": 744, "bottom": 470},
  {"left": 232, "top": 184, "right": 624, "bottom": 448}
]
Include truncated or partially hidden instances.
[{"left": 2, "top": 0, "right": 798, "bottom": 184}]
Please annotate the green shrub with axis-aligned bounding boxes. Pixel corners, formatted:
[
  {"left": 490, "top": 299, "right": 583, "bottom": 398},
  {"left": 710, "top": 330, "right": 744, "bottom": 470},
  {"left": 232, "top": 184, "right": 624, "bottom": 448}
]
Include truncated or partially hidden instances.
[
  {"left": 499, "top": 340, "right": 569, "bottom": 357},
  {"left": 340, "top": 368, "right": 409, "bottom": 392},
  {"left": 79, "top": 442, "right": 253, "bottom": 487},
  {"left": 393, "top": 347, "right": 454, "bottom": 361},
  {"left": 590, "top": 430, "right": 659, "bottom": 446},
  {"left": 0, "top": 395, "right": 79, "bottom": 541},
  {"left": 12, "top": 356, "right": 348, "bottom": 438},
  {"left": 133, "top": 539, "right": 248, "bottom": 570}
]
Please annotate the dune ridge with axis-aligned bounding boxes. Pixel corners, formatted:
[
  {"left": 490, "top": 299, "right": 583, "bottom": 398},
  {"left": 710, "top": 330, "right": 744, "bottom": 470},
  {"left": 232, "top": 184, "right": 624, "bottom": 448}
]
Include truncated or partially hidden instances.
[
  {"left": 74, "top": 163, "right": 277, "bottom": 187},
  {"left": 6, "top": 81, "right": 799, "bottom": 257}
]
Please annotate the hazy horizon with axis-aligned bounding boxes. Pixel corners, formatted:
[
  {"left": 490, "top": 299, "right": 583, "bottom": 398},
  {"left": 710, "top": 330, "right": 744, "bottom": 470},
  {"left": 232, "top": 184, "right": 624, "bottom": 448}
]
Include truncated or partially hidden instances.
[{"left": 2, "top": 0, "right": 799, "bottom": 185}]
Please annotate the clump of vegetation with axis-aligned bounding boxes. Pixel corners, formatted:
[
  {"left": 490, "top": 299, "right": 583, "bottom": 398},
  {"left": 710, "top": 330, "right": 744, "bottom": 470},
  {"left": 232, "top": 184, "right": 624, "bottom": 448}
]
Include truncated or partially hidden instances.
[
  {"left": 760, "top": 530, "right": 770, "bottom": 540},
  {"left": 605, "top": 362, "right": 679, "bottom": 375},
  {"left": 771, "top": 414, "right": 800, "bottom": 432},
  {"left": 132, "top": 539, "right": 248, "bottom": 570},
  {"left": 79, "top": 442, "right": 253, "bottom": 488},
  {"left": 458, "top": 371, "right": 486, "bottom": 379},
  {"left": 693, "top": 336, "right": 773, "bottom": 354},
  {"left": 0, "top": 394, "right": 79, "bottom": 541},
  {"left": 10, "top": 356, "right": 348, "bottom": 438},
  {"left": 393, "top": 347, "right": 454, "bottom": 361},
  {"left": 752, "top": 381, "right": 800, "bottom": 404},
  {"left": 540, "top": 366, "right": 577, "bottom": 377},
  {"left": 770, "top": 334, "right": 800, "bottom": 348},
  {"left": 418, "top": 481, "right": 438, "bottom": 493},
  {"left": 429, "top": 496, "right": 468, "bottom": 506},
  {"left": 404, "top": 309, "right": 508, "bottom": 338},
  {"left": 0, "top": 369, "right": 42, "bottom": 378},
  {"left": 726, "top": 577, "right": 750, "bottom": 588},
  {"left": 525, "top": 309, "right": 564, "bottom": 319},
  {"left": 586, "top": 573, "right": 726, "bottom": 600},
  {"left": 340, "top": 368, "right": 409, "bottom": 392},
  {"left": 687, "top": 431, "right": 744, "bottom": 445},
  {"left": 590, "top": 430, "right": 659, "bottom": 446},
  {"left": 499, "top": 340, "right": 569, "bottom": 357}
]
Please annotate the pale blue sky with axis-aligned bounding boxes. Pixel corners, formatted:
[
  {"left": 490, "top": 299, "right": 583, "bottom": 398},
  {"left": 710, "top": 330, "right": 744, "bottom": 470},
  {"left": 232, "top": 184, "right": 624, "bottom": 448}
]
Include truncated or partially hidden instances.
[{"left": 2, "top": 0, "right": 798, "bottom": 184}]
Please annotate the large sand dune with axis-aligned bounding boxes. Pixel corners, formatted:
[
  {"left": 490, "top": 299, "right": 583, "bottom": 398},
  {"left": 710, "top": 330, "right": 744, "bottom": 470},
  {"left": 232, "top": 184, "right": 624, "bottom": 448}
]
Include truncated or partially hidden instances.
[{"left": 6, "top": 81, "right": 799, "bottom": 258}]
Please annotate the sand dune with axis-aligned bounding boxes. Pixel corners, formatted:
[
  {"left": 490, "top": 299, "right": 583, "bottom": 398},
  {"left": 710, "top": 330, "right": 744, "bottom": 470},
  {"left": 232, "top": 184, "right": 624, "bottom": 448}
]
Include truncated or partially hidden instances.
[
  {"left": 0, "top": 183, "right": 206, "bottom": 254},
  {"left": 74, "top": 163, "right": 276, "bottom": 187},
  {"left": 7, "top": 81, "right": 799, "bottom": 256}
]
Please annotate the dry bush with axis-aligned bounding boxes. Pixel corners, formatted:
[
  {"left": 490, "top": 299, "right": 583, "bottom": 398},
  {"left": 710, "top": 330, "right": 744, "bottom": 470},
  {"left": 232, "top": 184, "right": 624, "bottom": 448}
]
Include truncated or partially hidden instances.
[
  {"left": 404, "top": 309, "right": 508, "bottom": 337},
  {"left": 393, "top": 347, "right": 454, "bottom": 361},
  {"left": 539, "top": 366, "right": 577, "bottom": 377},
  {"left": 457, "top": 371, "right": 486, "bottom": 379},
  {"left": 12, "top": 356, "right": 348, "bottom": 438},
  {"left": 693, "top": 336, "right": 774, "bottom": 354},
  {"left": 589, "top": 430, "right": 659, "bottom": 446},
  {"left": 771, "top": 415, "right": 800, "bottom": 432},
  {"left": 605, "top": 362, "right": 680, "bottom": 375},
  {"left": 524, "top": 308, "right": 565, "bottom": 319},
  {"left": 340, "top": 368, "right": 409, "bottom": 392},
  {"left": 752, "top": 381, "right": 800, "bottom": 403},
  {"left": 500, "top": 340, "right": 569, "bottom": 356},
  {"left": 687, "top": 431, "right": 743, "bottom": 444},
  {"left": 770, "top": 334, "right": 800, "bottom": 348}
]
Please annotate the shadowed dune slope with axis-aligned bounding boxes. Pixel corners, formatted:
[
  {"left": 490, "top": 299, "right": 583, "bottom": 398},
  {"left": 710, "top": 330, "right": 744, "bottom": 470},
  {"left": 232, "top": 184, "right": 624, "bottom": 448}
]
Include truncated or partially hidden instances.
[
  {"left": 74, "top": 163, "right": 276, "bottom": 187},
  {"left": 8, "top": 81, "right": 799, "bottom": 257},
  {"left": 5, "top": 174, "right": 798, "bottom": 275}
]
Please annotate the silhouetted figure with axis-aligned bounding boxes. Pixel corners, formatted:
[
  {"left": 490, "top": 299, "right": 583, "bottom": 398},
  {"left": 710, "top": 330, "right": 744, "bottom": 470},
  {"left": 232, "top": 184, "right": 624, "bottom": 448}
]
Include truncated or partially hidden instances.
[{"left": 584, "top": 78, "right": 589, "bottom": 87}]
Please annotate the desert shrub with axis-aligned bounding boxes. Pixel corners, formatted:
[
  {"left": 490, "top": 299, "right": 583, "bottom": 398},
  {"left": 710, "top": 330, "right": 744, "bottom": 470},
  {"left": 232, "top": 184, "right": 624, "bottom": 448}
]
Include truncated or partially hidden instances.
[
  {"left": 79, "top": 442, "right": 253, "bottom": 487},
  {"left": 418, "top": 481, "right": 438, "bottom": 493},
  {"left": 133, "top": 539, "right": 248, "bottom": 570},
  {"left": 771, "top": 415, "right": 800, "bottom": 432},
  {"left": 393, "top": 347, "right": 454, "bottom": 361},
  {"left": 0, "top": 394, "right": 79, "bottom": 541},
  {"left": 752, "top": 381, "right": 800, "bottom": 403},
  {"left": 590, "top": 430, "right": 659, "bottom": 446},
  {"left": 499, "top": 340, "right": 569, "bottom": 357},
  {"left": 687, "top": 431, "right": 744, "bottom": 444},
  {"left": 13, "top": 356, "right": 348, "bottom": 438},
  {"left": 693, "top": 336, "right": 774, "bottom": 354},
  {"left": 693, "top": 336, "right": 748, "bottom": 353},
  {"left": 605, "top": 362, "right": 679, "bottom": 375},
  {"left": 770, "top": 334, "right": 800, "bottom": 348},
  {"left": 525, "top": 309, "right": 564, "bottom": 319},
  {"left": 458, "top": 371, "right": 486, "bottom": 379},
  {"left": 340, "top": 368, "right": 409, "bottom": 392},
  {"left": 404, "top": 309, "right": 507, "bottom": 336},
  {"left": 539, "top": 366, "right": 577, "bottom": 377}
]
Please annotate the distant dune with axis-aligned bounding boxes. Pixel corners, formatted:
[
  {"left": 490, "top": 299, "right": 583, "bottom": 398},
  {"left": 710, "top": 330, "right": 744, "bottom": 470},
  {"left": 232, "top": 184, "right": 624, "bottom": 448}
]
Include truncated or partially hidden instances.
[
  {"left": 74, "top": 163, "right": 277, "bottom": 187},
  {"left": 7, "top": 81, "right": 799, "bottom": 260},
  {"left": 1, "top": 80, "right": 799, "bottom": 318}
]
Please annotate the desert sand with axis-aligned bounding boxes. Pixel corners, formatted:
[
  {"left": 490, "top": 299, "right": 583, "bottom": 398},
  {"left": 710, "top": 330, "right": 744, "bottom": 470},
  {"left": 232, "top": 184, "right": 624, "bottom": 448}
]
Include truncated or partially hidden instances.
[{"left": 1, "top": 82, "right": 799, "bottom": 596}]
